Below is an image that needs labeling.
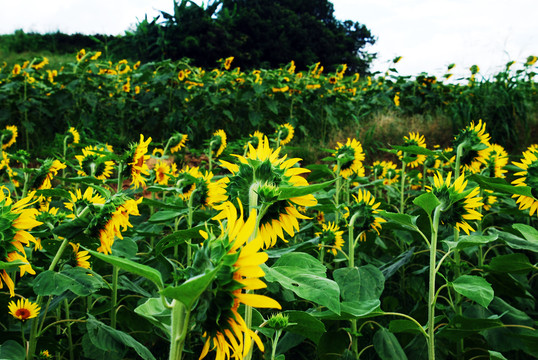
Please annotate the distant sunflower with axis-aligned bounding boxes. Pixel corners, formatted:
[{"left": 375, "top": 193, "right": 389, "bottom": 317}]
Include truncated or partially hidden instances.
[
  {"left": 8, "top": 298, "right": 40, "bottom": 321},
  {"left": 177, "top": 166, "right": 202, "bottom": 202},
  {"left": 316, "top": 222, "right": 344, "bottom": 255},
  {"left": 275, "top": 123, "right": 294, "bottom": 146},
  {"left": 2, "top": 125, "right": 18, "bottom": 150},
  {"left": 350, "top": 189, "right": 386, "bottom": 241},
  {"left": 153, "top": 160, "right": 172, "bottom": 186},
  {"left": 398, "top": 132, "right": 427, "bottom": 168},
  {"left": 75, "top": 146, "right": 115, "bottom": 180},
  {"left": 211, "top": 130, "right": 227, "bottom": 158},
  {"left": 333, "top": 138, "right": 366, "bottom": 179},
  {"left": 427, "top": 171, "right": 483, "bottom": 234},
  {"left": 94, "top": 197, "right": 142, "bottom": 255},
  {"left": 0, "top": 189, "right": 41, "bottom": 296},
  {"left": 452, "top": 120, "right": 491, "bottom": 174},
  {"left": 511, "top": 146, "right": 538, "bottom": 217},
  {"left": 64, "top": 187, "right": 106, "bottom": 218},
  {"left": 66, "top": 127, "right": 80, "bottom": 147},
  {"left": 372, "top": 160, "right": 399, "bottom": 186},
  {"left": 169, "top": 133, "right": 188, "bottom": 154},
  {"left": 152, "top": 148, "right": 165, "bottom": 158},
  {"left": 33, "top": 159, "right": 66, "bottom": 190},
  {"left": 219, "top": 136, "right": 317, "bottom": 248},
  {"left": 69, "top": 242, "right": 91, "bottom": 269},
  {"left": 482, "top": 144, "right": 509, "bottom": 178},
  {"left": 128, "top": 134, "right": 152, "bottom": 189},
  {"left": 246, "top": 130, "right": 265, "bottom": 149},
  {"left": 197, "top": 200, "right": 281, "bottom": 360}
]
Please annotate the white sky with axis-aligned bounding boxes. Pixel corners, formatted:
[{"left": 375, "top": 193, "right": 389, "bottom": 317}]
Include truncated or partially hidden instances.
[{"left": 1, "top": 0, "right": 536, "bottom": 80}]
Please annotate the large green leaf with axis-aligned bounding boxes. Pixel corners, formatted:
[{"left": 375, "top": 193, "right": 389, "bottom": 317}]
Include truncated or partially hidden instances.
[
  {"left": 277, "top": 180, "right": 335, "bottom": 200},
  {"left": 451, "top": 275, "right": 494, "bottom": 308},
  {"left": 160, "top": 268, "right": 218, "bottom": 309},
  {"left": 262, "top": 252, "right": 340, "bottom": 315},
  {"left": 85, "top": 314, "right": 156, "bottom": 360},
  {"left": 333, "top": 265, "right": 385, "bottom": 302},
  {"left": 493, "top": 228, "right": 538, "bottom": 252},
  {"left": 33, "top": 267, "right": 104, "bottom": 296},
  {"left": 389, "top": 319, "right": 424, "bottom": 335},
  {"left": 283, "top": 310, "right": 326, "bottom": 343},
  {"left": 153, "top": 224, "right": 210, "bottom": 254},
  {"left": 487, "top": 253, "right": 535, "bottom": 274},
  {"left": 0, "top": 340, "right": 25, "bottom": 360},
  {"left": 467, "top": 174, "right": 534, "bottom": 197},
  {"left": 378, "top": 211, "right": 419, "bottom": 232},
  {"left": 512, "top": 223, "right": 538, "bottom": 247},
  {"left": 148, "top": 210, "right": 183, "bottom": 222},
  {"left": 443, "top": 234, "right": 498, "bottom": 251},
  {"left": 88, "top": 250, "right": 164, "bottom": 290},
  {"left": 134, "top": 297, "right": 172, "bottom": 337},
  {"left": 413, "top": 192, "right": 440, "bottom": 218},
  {"left": 373, "top": 327, "right": 408, "bottom": 360}
]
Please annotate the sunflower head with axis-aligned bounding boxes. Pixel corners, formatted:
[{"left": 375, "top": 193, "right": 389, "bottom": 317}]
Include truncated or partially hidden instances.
[
  {"left": 246, "top": 131, "right": 265, "bottom": 149},
  {"left": 66, "top": 127, "right": 80, "bottom": 146},
  {"left": 333, "top": 138, "right": 366, "bottom": 179},
  {"left": 427, "top": 171, "right": 483, "bottom": 234},
  {"left": 275, "top": 123, "right": 294, "bottom": 146},
  {"left": 397, "top": 132, "right": 427, "bottom": 168},
  {"left": 482, "top": 144, "right": 508, "bottom": 178},
  {"left": 8, "top": 298, "right": 41, "bottom": 321},
  {"left": 126, "top": 134, "right": 152, "bottom": 189},
  {"left": 75, "top": 146, "right": 115, "bottom": 180},
  {"left": 452, "top": 120, "right": 491, "bottom": 174},
  {"left": 169, "top": 132, "right": 188, "bottom": 154},
  {"left": 69, "top": 242, "right": 91, "bottom": 269},
  {"left": 511, "top": 146, "right": 538, "bottom": 216},
  {"left": 315, "top": 221, "right": 344, "bottom": 256},
  {"left": 210, "top": 130, "right": 227, "bottom": 158},
  {"left": 2, "top": 125, "right": 18, "bottom": 150},
  {"left": 193, "top": 200, "right": 280, "bottom": 360},
  {"left": 32, "top": 159, "right": 66, "bottom": 190},
  {"left": 350, "top": 189, "right": 385, "bottom": 240}
]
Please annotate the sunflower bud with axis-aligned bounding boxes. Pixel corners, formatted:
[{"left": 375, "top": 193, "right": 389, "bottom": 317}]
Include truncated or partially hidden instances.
[{"left": 267, "top": 313, "right": 289, "bottom": 330}]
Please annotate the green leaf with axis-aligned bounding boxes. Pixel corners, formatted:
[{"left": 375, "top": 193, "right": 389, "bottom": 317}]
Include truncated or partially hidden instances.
[
  {"left": 148, "top": 210, "right": 183, "bottom": 222},
  {"left": 378, "top": 211, "right": 419, "bottom": 231},
  {"left": 134, "top": 297, "right": 172, "bottom": 337},
  {"left": 333, "top": 265, "right": 385, "bottom": 302},
  {"left": 413, "top": 192, "right": 440, "bottom": 218},
  {"left": 317, "top": 329, "right": 350, "bottom": 360},
  {"left": 262, "top": 252, "right": 340, "bottom": 315},
  {"left": 0, "top": 260, "right": 28, "bottom": 271},
  {"left": 373, "top": 327, "right": 408, "bottom": 360},
  {"left": 153, "top": 224, "right": 210, "bottom": 255},
  {"left": 339, "top": 299, "right": 381, "bottom": 318},
  {"left": 391, "top": 144, "right": 436, "bottom": 156},
  {"left": 85, "top": 314, "right": 156, "bottom": 360},
  {"left": 451, "top": 275, "right": 494, "bottom": 308},
  {"left": 512, "top": 223, "right": 538, "bottom": 243},
  {"left": 277, "top": 180, "right": 335, "bottom": 200},
  {"left": 88, "top": 250, "right": 164, "bottom": 290},
  {"left": 487, "top": 253, "right": 535, "bottom": 274},
  {"left": 488, "top": 350, "right": 508, "bottom": 360},
  {"left": 111, "top": 236, "right": 138, "bottom": 259},
  {"left": 389, "top": 319, "right": 424, "bottom": 335},
  {"left": 0, "top": 340, "right": 26, "bottom": 360},
  {"left": 283, "top": 310, "right": 326, "bottom": 343},
  {"left": 467, "top": 174, "right": 534, "bottom": 197},
  {"left": 160, "top": 268, "right": 218, "bottom": 309},
  {"left": 443, "top": 234, "right": 498, "bottom": 251},
  {"left": 35, "top": 188, "right": 71, "bottom": 199},
  {"left": 493, "top": 228, "right": 538, "bottom": 252},
  {"left": 33, "top": 267, "right": 104, "bottom": 296}
]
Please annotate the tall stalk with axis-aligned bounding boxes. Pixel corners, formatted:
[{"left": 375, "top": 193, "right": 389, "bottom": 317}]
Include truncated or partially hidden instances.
[{"left": 427, "top": 206, "right": 442, "bottom": 360}]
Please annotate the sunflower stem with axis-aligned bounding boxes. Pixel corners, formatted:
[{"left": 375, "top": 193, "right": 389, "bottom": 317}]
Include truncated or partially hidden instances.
[
  {"left": 111, "top": 265, "right": 119, "bottom": 329},
  {"left": 348, "top": 212, "right": 361, "bottom": 356},
  {"left": 64, "top": 298, "right": 74, "bottom": 360},
  {"left": 169, "top": 299, "right": 190, "bottom": 360},
  {"left": 428, "top": 205, "right": 442, "bottom": 360},
  {"left": 116, "top": 162, "right": 123, "bottom": 193},
  {"left": 334, "top": 161, "right": 342, "bottom": 224},
  {"left": 453, "top": 142, "right": 465, "bottom": 359},
  {"left": 400, "top": 156, "right": 407, "bottom": 214}
]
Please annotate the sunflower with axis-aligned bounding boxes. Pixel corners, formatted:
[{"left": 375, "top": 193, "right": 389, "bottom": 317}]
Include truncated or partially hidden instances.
[
  {"left": 75, "top": 146, "right": 115, "bottom": 180},
  {"left": 177, "top": 166, "right": 202, "bottom": 202},
  {"left": 372, "top": 160, "right": 399, "bottom": 186},
  {"left": 69, "top": 242, "right": 91, "bottom": 269},
  {"left": 2, "top": 125, "right": 18, "bottom": 150},
  {"left": 482, "top": 144, "right": 509, "bottom": 178},
  {"left": 95, "top": 197, "right": 142, "bottom": 255},
  {"left": 246, "top": 131, "right": 265, "bottom": 149},
  {"left": 219, "top": 136, "right": 317, "bottom": 248},
  {"left": 511, "top": 146, "right": 538, "bottom": 217},
  {"left": 427, "top": 171, "right": 483, "bottom": 235},
  {"left": 63, "top": 187, "right": 106, "bottom": 218},
  {"left": 66, "top": 127, "right": 80, "bottom": 147},
  {"left": 152, "top": 148, "right": 165, "bottom": 158},
  {"left": 316, "top": 222, "right": 344, "bottom": 255},
  {"left": 33, "top": 159, "right": 66, "bottom": 190},
  {"left": 8, "top": 298, "right": 41, "bottom": 321},
  {"left": 197, "top": 200, "right": 281, "bottom": 360},
  {"left": 275, "top": 123, "right": 294, "bottom": 146},
  {"left": 0, "top": 189, "right": 42, "bottom": 296},
  {"left": 452, "top": 120, "right": 491, "bottom": 174},
  {"left": 223, "top": 56, "right": 234, "bottom": 70},
  {"left": 333, "top": 138, "right": 366, "bottom": 179},
  {"left": 398, "top": 132, "right": 427, "bottom": 168},
  {"left": 210, "top": 130, "right": 227, "bottom": 158},
  {"left": 350, "top": 189, "right": 386, "bottom": 241},
  {"left": 128, "top": 134, "right": 152, "bottom": 189},
  {"left": 482, "top": 189, "right": 497, "bottom": 211},
  {"left": 169, "top": 133, "right": 188, "bottom": 154},
  {"left": 153, "top": 160, "right": 172, "bottom": 186}
]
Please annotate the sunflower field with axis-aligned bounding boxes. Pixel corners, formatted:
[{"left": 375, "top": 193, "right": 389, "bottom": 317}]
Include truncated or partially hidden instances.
[{"left": 0, "top": 51, "right": 537, "bottom": 360}]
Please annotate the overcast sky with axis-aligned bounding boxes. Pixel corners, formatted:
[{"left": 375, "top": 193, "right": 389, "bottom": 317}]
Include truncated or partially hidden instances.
[{"left": 1, "top": 0, "right": 536, "bottom": 80}]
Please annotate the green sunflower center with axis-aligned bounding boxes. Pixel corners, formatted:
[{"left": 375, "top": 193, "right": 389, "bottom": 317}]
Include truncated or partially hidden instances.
[
  {"left": 260, "top": 200, "right": 289, "bottom": 227},
  {"left": 352, "top": 203, "right": 376, "bottom": 232},
  {"left": 337, "top": 146, "right": 356, "bottom": 170}
]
